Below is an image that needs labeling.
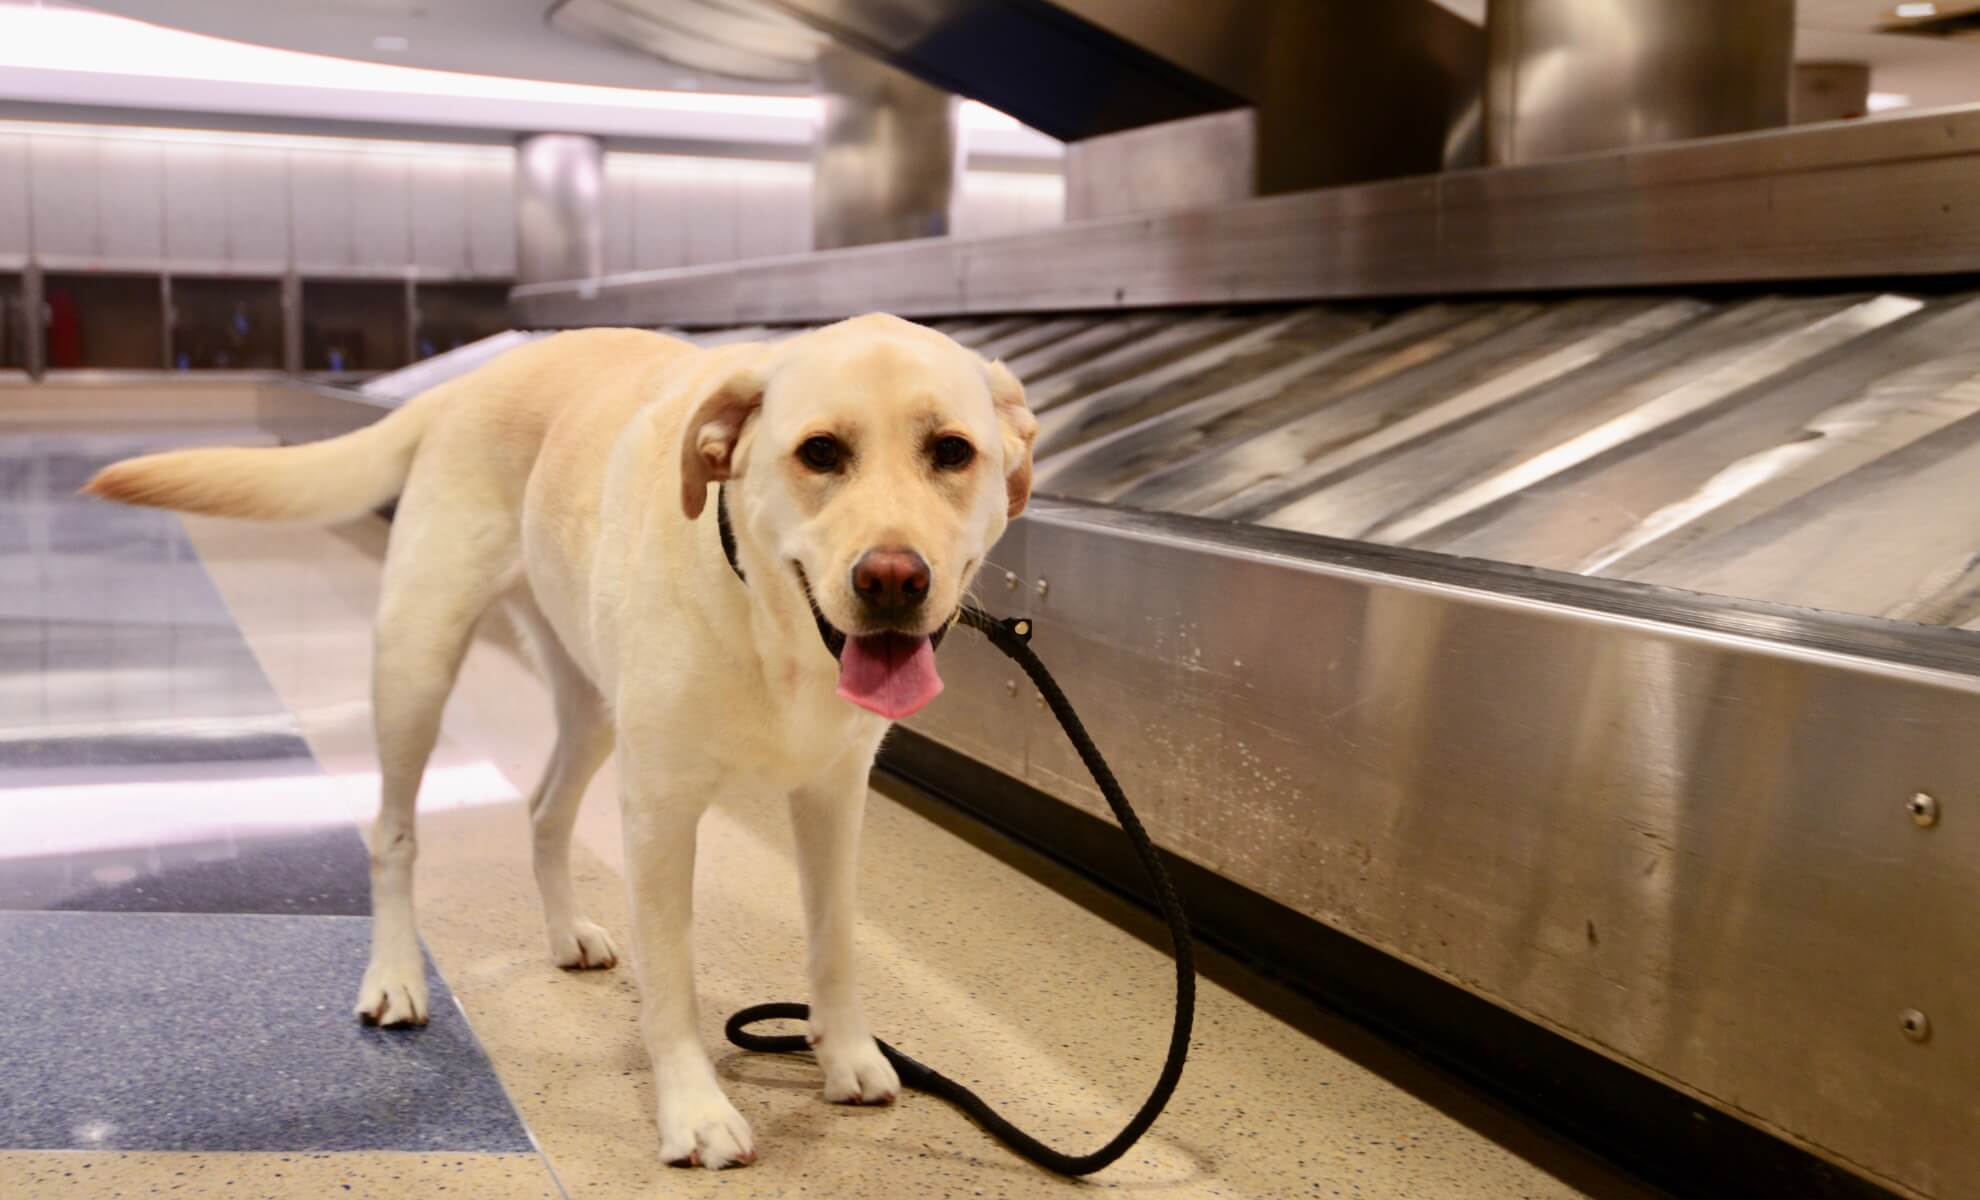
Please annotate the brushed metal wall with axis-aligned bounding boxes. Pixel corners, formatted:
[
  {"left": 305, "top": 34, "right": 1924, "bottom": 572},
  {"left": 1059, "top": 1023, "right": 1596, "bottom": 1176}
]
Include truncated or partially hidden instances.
[
  {"left": 1, "top": 123, "right": 1060, "bottom": 285},
  {"left": 0, "top": 124, "right": 518, "bottom": 279}
]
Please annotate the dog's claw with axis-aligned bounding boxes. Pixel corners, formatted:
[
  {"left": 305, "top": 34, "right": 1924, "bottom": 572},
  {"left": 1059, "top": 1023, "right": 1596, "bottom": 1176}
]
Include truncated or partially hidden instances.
[
  {"left": 816, "top": 1032, "right": 901, "bottom": 1106},
  {"left": 551, "top": 920, "right": 619, "bottom": 971}
]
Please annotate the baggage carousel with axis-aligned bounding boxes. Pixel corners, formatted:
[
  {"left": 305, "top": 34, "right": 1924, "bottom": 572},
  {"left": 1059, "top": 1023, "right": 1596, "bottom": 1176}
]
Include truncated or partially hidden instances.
[{"left": 262, "top": 105, "right": 1980, "bottom": 1200}]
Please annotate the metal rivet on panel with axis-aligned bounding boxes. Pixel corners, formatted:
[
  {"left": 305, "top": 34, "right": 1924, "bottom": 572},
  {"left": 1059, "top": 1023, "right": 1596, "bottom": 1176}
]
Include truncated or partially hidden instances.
[
  {"left": 1900, "top": 1009, "right": 1932, "bottom": 1043},
  {"left": 1907, "top": 792, "right": 1940, "bottom": 828},
  {"left": 1004, "top": 680, "right": 1018, "bottom": 697}
]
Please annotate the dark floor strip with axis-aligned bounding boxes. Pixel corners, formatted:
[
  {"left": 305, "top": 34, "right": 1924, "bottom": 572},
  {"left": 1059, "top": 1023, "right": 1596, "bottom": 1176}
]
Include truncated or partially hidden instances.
[{"left": 0, "top": 912, "right": 532, "bottom": 1153}]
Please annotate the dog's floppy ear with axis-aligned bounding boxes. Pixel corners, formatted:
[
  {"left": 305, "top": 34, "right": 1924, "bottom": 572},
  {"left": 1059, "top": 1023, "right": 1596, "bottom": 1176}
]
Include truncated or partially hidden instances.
[
  {"left": 679, "top": 366, "right": 767, "bottom": 520},
  {"left": 984, "top": 359, "right": 1038, "bottom": 519}
]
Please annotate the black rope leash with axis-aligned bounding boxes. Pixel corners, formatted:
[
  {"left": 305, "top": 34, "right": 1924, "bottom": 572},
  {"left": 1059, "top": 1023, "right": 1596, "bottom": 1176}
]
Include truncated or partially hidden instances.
[{"left": 724, "top": 605, "right": 1197, "bottom": 1176}]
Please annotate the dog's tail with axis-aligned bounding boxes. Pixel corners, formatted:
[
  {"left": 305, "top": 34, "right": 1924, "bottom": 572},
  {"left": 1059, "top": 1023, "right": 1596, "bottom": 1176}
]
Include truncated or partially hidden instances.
[{"left": 84, "top": 391, "right": 442, "bottom": 523}]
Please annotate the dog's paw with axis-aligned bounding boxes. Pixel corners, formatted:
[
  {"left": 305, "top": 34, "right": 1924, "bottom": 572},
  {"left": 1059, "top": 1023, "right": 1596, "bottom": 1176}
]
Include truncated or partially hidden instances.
[
  {"left": 658, "top": 1091, "right": 755, "bottom": 1170},
  {"left": 354, "top": 955, "right": 429, "bottom": 1027},
  {"left": 815, "top": 1032, "right": 899, "bottom": 1106},
  {"left": 550, "top": 919, "right": 619, "bottom": 971}
]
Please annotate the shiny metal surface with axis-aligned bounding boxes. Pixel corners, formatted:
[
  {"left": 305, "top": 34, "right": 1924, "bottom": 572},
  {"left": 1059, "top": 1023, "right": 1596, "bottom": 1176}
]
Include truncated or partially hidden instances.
[
  {"left": 999, "top": 287, "right": 1980, "bottom": 632},
  {"left": 256, "top": 378, "right": 395, "bottom": 447},
  {"left": 1342, "top": 295, "right": 1927, "bottom": 545},
  {"left": 907, "top": 500, "right": 1980, "bottom": 1200},
  {"left": 512, "top": 103, "right": 1980, "bottom": 325},
  {"left": 1484, "top": 0, "right": 1793, "bottom": 164},
  {"left": 1794, "top": 61, "right": 1873, "bottom": 125},
  {"left": 767, "top": 0, "right": 1477, "bottom": 194},
  {"left": 1064, "top": 109, "right": 1256, "bottom": 221},
  {"left": 514, "top": 133, "right": 604, "bottom": 287},
  {"left": 760, "top": 0, "right": 1239, "bottom": 141},
  {"left": 356, "top": 330, "right": 551, "bottom": 405},
  {"left": 812, "top": 46, "right": 958, "bottom": 250}
]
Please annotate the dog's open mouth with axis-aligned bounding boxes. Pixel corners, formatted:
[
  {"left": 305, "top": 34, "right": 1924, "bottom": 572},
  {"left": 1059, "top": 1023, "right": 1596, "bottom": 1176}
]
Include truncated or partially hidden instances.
[
  {"left": 837, "top": 631, "right": 943, "bottom": 719},
  {"left": 794, "top": 566, "right": 949, "bottom": 720}
]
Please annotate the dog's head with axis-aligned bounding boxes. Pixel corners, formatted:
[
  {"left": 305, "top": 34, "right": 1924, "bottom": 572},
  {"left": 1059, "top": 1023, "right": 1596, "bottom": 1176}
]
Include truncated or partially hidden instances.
[{"left": 678, "top": 313, "right": 1037, "bottom": 720}]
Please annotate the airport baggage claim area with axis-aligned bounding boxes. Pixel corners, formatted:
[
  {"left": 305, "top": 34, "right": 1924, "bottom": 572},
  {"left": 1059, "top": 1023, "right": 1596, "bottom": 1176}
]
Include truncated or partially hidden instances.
[{"left": 2, "top": 3, "right": 1978, "bottom": 1198}]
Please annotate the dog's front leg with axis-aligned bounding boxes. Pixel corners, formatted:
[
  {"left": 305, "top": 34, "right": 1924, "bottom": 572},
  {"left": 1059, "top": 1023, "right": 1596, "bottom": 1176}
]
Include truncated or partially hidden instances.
[
  {"left": 790, "top": 753, "right": 900, "bottom": 1106},
  {"left": 621, "top": 762, "right": 755, "bottom": 1169}
]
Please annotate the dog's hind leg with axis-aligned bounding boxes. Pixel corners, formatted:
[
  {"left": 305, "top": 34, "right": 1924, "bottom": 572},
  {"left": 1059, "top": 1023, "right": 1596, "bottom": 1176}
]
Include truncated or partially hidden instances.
[
  {"left": 509, "top": 599, "right": 618, "bottom": 970},
  {"left": 354, "top": 488, "right": 516, "bottom": 1027}
]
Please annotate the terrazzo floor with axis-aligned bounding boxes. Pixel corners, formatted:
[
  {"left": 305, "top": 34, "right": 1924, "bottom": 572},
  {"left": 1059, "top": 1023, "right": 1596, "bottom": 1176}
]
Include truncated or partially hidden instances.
[{"left": 0, "top": 422, "right": 1667, "bottom": 1199}]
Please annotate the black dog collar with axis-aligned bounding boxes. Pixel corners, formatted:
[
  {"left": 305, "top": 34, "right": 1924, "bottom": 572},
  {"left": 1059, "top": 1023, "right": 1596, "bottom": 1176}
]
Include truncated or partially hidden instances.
[{"left": 717, "top": 485, "right": 846, "bottom": 658}]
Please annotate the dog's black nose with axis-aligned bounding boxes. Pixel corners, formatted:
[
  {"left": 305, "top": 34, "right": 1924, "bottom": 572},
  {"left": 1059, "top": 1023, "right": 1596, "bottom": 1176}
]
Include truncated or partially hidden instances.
[{"left": 852, "top": 548, "right": 930, "bottom": 614}]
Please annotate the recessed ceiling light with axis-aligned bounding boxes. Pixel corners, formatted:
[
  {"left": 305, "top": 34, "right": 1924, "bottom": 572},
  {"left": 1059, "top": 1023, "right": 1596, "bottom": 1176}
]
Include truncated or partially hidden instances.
[
  {"left": 372, "top": 34, "right": 410, "bottom": 52},
  {"left": 1894, "top": 2, "right": 1937, "bottom": 17}
]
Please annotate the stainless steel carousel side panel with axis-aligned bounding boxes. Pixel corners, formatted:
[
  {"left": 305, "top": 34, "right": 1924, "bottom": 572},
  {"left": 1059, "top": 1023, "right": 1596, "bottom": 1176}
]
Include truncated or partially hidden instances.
[{"left": 908, "top": 502, "right": 1980, "bottom": 1200}]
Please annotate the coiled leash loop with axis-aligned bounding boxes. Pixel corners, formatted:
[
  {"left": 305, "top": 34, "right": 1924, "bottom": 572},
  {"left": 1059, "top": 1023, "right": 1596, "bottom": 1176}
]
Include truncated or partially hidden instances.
[{"left": 725, "top": 606, "right": 1197, "bottom": 1176}]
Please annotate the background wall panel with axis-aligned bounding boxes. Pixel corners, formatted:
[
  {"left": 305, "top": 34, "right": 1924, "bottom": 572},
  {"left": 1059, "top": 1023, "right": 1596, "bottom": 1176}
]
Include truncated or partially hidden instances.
[
  {"left": 3, "top": 122, "right": 1064, "bottom": 282},
  {"left": 225, "top": 145, "right": 290, "bottom": 269}
]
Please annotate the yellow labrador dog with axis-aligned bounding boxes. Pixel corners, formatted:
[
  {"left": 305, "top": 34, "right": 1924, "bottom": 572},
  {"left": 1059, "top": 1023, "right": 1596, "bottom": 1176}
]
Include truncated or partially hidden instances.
[{"left": 87, "top": 314, "right": 1038, "bottom": 1169}]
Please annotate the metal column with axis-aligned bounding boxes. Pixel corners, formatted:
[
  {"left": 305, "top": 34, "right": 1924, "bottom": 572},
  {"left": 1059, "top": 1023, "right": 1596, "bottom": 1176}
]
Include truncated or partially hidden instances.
[
  {"left": 812, "top": 46, "right": 958, "bottom": 250},
  {"left": 514, "top": 133, "right": 605, "bottom": 287},
  {"left": 1484, "top": 0, "right": 1794, "bottom": 164}
]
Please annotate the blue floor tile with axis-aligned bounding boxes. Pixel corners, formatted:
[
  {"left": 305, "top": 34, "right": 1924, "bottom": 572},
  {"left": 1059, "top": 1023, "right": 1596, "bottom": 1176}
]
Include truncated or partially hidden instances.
[{"left": 0, "top": 912, "right": 530, "bottom": 1153}]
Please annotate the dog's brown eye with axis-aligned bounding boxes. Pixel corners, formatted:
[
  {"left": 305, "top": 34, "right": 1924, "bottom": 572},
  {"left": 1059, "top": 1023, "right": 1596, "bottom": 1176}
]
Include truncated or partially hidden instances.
[
  {"left": 932, "top": 436, "right": 974, "bottom": 470},
  {"left": 798, "top": 436, "right": 842, "bottom": 472}
]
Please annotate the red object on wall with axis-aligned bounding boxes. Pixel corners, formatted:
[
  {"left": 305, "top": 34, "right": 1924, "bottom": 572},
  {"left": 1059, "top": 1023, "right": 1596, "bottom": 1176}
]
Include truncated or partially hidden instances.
[{"left": 46, "top": 289, "right": 82, "bottom": 369}]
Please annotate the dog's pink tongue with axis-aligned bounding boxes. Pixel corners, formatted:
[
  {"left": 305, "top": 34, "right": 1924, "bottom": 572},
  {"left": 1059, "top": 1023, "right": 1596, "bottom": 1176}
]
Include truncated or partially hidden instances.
[{"left": 836, "top": 633, "right": 943, "bottom": 719}]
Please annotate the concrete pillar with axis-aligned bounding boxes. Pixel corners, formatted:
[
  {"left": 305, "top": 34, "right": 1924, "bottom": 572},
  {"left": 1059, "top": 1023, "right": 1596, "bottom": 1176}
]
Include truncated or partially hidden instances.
[
  {"left": 515, "top": 133, "right": 604, "bottom": 286},
  {"left": 1485, "top": 0, "right": 1793, "bottom": 165},
  {"left": 813, "top": 47, "right": 958, "bottom": 251}
]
